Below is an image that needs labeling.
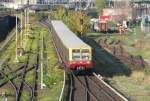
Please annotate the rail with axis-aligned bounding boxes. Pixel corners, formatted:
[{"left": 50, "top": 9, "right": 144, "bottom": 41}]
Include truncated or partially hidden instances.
[
  {"left": 59, "top": 70, "right": 66, "bottom": 101},
  {"left": 93, "top": 72, "right": 129, "bottom": 101},
  {"left": 40, "top": 19, "right": 67, "bottom": 101},
  {"left": 68, "top": 71, "right": 99, "bottom": 101}
]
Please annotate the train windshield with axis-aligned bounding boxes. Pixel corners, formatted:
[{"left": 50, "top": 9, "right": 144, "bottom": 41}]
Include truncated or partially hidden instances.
[
  {"left": 82, "top": 49, "right": 90, "bottom": 60},
  {"left": 72, "top": 49, "right": 80, "bottom": 60}
]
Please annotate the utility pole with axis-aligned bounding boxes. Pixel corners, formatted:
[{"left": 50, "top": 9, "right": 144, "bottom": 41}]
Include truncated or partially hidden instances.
[
  {"left": 40, "top": 33, "right": 44, "bottom": 89},
  {"left": 19, "top": 11, "right": 24, "bottom": 56},
  {"left": 24, "top": 9, "right": 27, "bottom": 39},
  {"left": 27, "top": 7, "right": 30, "bottom": 35},
  {"left": 20, "top": 0, "right": 23, "bottom": 48},
  {"left": 16, "top": 14, "right": 19, "bottom": 62},
  {"left": 27, "top": 0, "right": 30, "bottom": 37},
  {"left": 80, "top": 0, "right": 82, "bottom": 10},
  {"left": 20, "top": 12, "right": 23, "bottom": 48}
]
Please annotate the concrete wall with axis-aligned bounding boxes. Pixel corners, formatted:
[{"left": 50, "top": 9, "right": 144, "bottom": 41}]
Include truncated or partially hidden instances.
[{"left": 0, "top": 16, "right": 16, "bottom": 42}]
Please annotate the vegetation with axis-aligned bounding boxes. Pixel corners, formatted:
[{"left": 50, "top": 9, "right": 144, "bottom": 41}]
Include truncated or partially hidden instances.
[
  {"left": 94, "top": 0, "right": 106, "bottom": 14},
  {"left": 53, "top": 7, "right": 90, "bottom": 36},
  {"left": 145, "top": 65, "right": 150, "bottom": 76},
  {"left": 54, "top": 6, "right": 67, "bottom": 20},
  {"left": 66, "top": 11, "right": 90, "bottom": 35},
  {"left": 34, "top": 23, "right": 63, "bottom": 101},
  {"left": 0, "top": 14, "right": 63, "bottom": 101},
  {"left": 108, "top": 72, "right": 150, "bottom": 101},
  {"left": 87, "top": 25, "right": 150, "bottom": 100}
]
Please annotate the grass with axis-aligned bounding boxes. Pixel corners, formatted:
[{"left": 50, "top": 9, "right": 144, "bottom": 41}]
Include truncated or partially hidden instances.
[
  {"left": 108, "top": 71, "right": 150, "bottom": 101},
  {"left": 88, "top": 26, "right": 150, "bottom": 60},
  {"left": 36, "top": 25, "right": 63, "bottom": 101},
  {"left": 0, "top": 83, "right": 15, "bottom": 101},
  {"left": 0, "top": 34, "right": 16, "bottom": 63},
  {"left": 0, "top": 14, "right": 62, "bottom": 101},
  {"left": 87, "top": 26, "right": 150, "bottom": 100},
  {"left": 38, "top": 81, "right": 63, "bottom": 101},
  {"left": 21, "top": 17, "right": 64, "bottom": 100}
]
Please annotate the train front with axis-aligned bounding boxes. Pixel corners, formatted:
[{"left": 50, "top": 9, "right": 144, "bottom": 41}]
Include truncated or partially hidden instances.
[{"left": 67, "top": 48, "right": 93, "bottom": 70}]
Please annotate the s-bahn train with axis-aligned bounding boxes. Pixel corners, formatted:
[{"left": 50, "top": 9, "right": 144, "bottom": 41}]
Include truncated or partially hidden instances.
[{"left": 50, "top": 20, "right": 93, "bottom": 70}]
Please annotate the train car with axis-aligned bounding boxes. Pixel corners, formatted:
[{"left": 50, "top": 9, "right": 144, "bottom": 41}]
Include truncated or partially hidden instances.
[
  {"left": 98, "top": 20, "right": 108, "bottom": 32},
  {"left": 92, "top": 20, "right": 108, "bottom": 33},
  {"left": 50, "top": 20, "right": 93, "bottom": 70}
]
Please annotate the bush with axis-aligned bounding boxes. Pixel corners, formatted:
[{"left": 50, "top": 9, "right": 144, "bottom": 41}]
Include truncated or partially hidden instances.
[
  {"left": 145, "top": 65, "right": 150, "bottom": 76},
  {"left": 53, "top": 7, "right": 90, "bottom": 36},
  {"left": 44, "top": 75, "right": 54, "bottom": 88},
  {"left": 19, "top": 55, "right": 28, "bottom": 63},
  {"left": 44, "top": 70, "right": 62, "bottom": 88}
]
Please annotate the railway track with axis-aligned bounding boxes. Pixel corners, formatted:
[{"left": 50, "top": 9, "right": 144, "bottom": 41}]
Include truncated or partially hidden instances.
[
  {"left": 0, "top": 71, "right": 18, "bottom": 99},
  {"left": 66, "top": 73, "right": 97, "bottom": 101},
  {"left": 16, "top": 53, "right": 39, "bottom": 101},
  {"left": 16, "top": 61, "right": 32, "bottom": 101},
  {"left": 64, "top": 70, "right": 128, "bottom": 101},
  {"left": 32, "top": 38, "right": 40, "bottom": 101},
  {"left": 0, "top": 61, "right": 33, "bottom": 101},
  {"left": 0, "top": 31, "right": 40, "bottom": 101},
  {"left": 0, "top": 59, "right": 35, "bottom": 101},
  {"left": 40, "top": 19, "right": 128, "bottom": 101}
]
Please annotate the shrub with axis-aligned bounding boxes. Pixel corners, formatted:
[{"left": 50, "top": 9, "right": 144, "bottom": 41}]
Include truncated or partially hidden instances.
[
  {"left": 145, "top": 65, "right": 150, "bottom": 76},
  {"left": 19, "top": 55, "right": 28, "bottom": 63},
  {"left": 44, "top": 75, "right": 54, "bottom": 88}
]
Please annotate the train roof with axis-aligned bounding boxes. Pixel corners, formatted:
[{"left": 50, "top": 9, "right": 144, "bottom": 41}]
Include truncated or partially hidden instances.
[{"left": 51, "top": 20, "right": 91, "bottom": 49}]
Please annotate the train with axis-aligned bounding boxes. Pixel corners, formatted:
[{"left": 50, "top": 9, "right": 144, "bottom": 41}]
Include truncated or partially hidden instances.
[{"left": 50, "top": 20, "right": 93, "bottom": 70}]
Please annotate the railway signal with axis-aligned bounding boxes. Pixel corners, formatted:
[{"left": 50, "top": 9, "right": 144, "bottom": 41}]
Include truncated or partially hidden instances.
[{"left": 40, "top": 32, "right": 44, "bottom": 89}]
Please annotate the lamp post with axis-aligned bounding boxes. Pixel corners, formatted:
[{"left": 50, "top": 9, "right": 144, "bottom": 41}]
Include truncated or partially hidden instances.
[
  {"left": 16, "top": 14, "right": 19, "bottom": 62},
  {"left": 20, "top": 12, "right": 23, "bottom": 48},
  {"left": 40, "top": 33, "right": 44, "bottom": 89},
  {"left": 24, "top": 9, "right": 27, "bottom": 39}
]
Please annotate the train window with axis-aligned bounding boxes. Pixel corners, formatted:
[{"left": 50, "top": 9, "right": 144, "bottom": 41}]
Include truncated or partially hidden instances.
[
  {"left": 72, "top": 49, "right": 80, "bottom": 60},
  {"left": 82, "top": 49, "right": 89, "bottom": 53},
  {"left": 82, "top": 49, "right": 90, "bottom": 60},
  {"left": 72, "top": 49, "right": 80, "bottom": 53}
]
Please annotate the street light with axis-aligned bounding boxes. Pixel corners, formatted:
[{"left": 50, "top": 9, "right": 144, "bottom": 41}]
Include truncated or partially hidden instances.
[
  {"left": 40, "top": 32, "right": 44, "bottom": 89},
  {"left": 20, "top": 12, "right": 23, "bottom": 48},
  {"left": 16, "top": 14, "right": 19, "bottom": 62}
]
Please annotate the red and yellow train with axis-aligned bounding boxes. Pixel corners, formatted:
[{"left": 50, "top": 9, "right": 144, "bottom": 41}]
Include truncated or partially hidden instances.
[{"left": 50, "top": 20, "right": 93, "bottom": 70}]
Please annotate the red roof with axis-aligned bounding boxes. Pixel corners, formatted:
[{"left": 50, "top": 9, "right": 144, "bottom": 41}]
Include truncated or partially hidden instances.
[{"left": 99, "top": 16, "right": 109, "bottom": 20}]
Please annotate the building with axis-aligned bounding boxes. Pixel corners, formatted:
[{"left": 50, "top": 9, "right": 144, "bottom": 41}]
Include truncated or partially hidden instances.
[
  {"left": 131, "top": 0, "right": 150, "bottom": 19},
  {"left": 1, "top": 0, "right": 37, "bottom": 9},
  {"left": 1, "top": 0, "right": 94, "bottom": 10},
  {"left": 104, "top": 0, "right": 132, "bottom": 22},
  {"left": 104, "top": 0, "right": 150, "bottom": 22}
]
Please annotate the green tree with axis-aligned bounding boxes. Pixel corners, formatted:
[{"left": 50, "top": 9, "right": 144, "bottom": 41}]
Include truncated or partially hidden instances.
[
  {"left": 95, "top": 0, "right": 106, "bottom": 14},
  {"left": 54, "top": 6, "right": 68, "bottom": 20},
  {"left": 53, "top": 8, "right": 90, "bottom": 36},
  {"left": 67, "top": 11, "right": 90, "bottom": 36}
]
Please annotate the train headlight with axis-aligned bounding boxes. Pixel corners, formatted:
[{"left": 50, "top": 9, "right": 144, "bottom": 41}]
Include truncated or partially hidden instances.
[
  {"left": 70, "top": 61, "right": 76, "bottom": 64},
  {"left": 72, "top": 62, "right": 76, "bottom": 64},
  {"left": 80, "top": 61, "right": 83, "bottom": 63},
  {"left": 86, "top": 61, "right": 90, "bottom": 64}
]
